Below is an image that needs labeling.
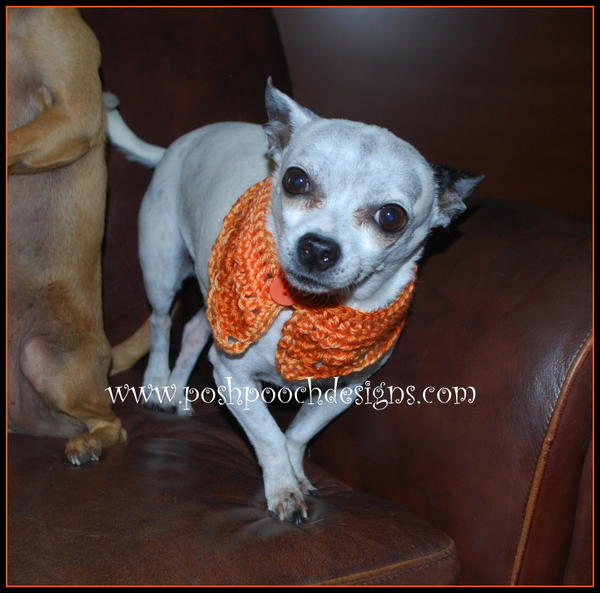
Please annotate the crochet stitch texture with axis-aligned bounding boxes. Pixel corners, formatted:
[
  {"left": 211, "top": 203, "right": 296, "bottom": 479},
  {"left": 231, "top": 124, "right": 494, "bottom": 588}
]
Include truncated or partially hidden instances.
[{"left": 207, "top": 177, "right": 416, "bottom": 381}]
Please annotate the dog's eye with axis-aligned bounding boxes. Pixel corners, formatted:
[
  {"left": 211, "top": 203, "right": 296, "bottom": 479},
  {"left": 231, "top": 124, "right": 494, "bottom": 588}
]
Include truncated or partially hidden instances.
[
  {"left": 374, "top": 204, "right": 408, "bottom": 232},
  {"left": 283, "top": 167, "right": 310, "bottom": 195}
]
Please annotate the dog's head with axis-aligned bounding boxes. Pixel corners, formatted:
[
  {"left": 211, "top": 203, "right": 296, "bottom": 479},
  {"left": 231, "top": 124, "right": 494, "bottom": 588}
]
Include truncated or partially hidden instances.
[{"left": 263, "top": 79, "right": 483, "bottom": 301}]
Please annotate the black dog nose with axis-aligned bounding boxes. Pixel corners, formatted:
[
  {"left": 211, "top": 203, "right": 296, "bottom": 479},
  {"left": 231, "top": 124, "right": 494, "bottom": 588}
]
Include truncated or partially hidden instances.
[{"left": 297, "top": 233, "right": 341, "bottom": 272}]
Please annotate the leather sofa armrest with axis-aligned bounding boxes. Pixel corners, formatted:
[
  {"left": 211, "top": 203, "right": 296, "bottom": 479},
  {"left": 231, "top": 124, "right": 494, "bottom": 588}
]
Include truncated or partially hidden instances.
[
  {"left": 310, "top": 197, "right": 592, "bottom": 585},
  {"left": 563, "top": 440, "right": 593, "bottom": 585}
]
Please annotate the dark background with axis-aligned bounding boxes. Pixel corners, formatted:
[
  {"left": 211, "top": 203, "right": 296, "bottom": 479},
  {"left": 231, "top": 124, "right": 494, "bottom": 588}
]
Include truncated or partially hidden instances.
[{"left": 273, "top": 7, "right": 592, "bottom": 218}]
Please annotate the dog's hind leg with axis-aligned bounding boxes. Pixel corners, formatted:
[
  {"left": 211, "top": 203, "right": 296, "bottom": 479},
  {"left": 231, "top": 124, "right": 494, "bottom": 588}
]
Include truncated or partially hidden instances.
[
  {"left": 141, "top": 287, "right": 189, "bottom": 412},
  {"left": 138, "top": 180, "right": 193, "bottom": 411},
  {"left": 61, "top": 344, "right": 127, "bottom": 465},
  {"left": 21, "top": 329, "right": 126, "bottom": 465},
  {"left": 166, "top": 309, "right": 211, "bottom": 416}
]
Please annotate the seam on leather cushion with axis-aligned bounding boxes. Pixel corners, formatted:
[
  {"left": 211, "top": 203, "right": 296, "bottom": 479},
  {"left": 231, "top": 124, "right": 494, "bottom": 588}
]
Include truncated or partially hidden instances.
[{"left": 317, "top": 540, "right": 458, "bottom": 585}]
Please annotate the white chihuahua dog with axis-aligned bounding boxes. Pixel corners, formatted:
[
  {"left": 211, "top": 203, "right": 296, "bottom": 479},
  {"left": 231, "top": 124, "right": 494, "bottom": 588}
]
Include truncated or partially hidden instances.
[{"left": 105, "top": 80, "right": 482, "bottom": 523}]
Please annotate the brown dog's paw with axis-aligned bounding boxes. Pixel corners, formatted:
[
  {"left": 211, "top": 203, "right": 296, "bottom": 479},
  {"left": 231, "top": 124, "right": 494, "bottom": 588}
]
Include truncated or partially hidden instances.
[{"left": 65, "top": 435, "right": 101, "bottom": 466}]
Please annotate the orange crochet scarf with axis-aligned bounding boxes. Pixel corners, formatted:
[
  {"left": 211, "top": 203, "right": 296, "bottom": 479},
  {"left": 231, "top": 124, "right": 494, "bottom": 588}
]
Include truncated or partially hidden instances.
[{"left": 206, "top": 178, "right": 416, "bottom": 381}]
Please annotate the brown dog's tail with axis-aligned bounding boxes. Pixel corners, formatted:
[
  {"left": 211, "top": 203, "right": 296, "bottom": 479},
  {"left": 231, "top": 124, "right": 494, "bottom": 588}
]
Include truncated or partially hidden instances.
[
  {"left": 109, "top": 303, "right": 182, "bottom": 376},
  {"left": 110, "top": 318, "right": 151, "bottom": 376}
]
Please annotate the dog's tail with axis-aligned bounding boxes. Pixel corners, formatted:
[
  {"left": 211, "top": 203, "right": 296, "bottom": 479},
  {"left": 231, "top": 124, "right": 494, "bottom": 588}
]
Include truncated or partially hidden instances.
[
  {"left": 109, "top": 302, "right": 182, "bottom": 376},
  {"left": 103, "top": 92, "right": 166, "bottom": 168},
  {"left": 110, "top": 317, "right": 151, "bottom": 376}
]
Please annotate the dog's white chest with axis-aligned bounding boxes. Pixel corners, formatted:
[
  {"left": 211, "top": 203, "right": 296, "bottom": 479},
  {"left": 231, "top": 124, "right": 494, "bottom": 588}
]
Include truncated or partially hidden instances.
[{"left": 235, "top": 309, "right": 294, "bottom": 386}]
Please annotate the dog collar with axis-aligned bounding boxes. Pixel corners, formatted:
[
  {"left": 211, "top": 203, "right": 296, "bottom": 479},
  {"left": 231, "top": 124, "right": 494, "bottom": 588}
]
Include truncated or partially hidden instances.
[{"left": 206, "top": 177, "right": 416, "bottom": 381}]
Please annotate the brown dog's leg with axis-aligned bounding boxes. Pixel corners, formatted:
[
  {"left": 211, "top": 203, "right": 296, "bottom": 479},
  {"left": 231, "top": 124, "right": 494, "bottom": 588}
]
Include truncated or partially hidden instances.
[
  {"left": 8, "top": 8, "right": 105, "bottom": 175},
  {"left": 21, "top": 317, "right": 127, "bottom": 465},
  {"left": 9, "top": 8, "right": 125, "bottom": 460},
  {"left": 60, "top": 343, "right": 127, "bottom": 465}
]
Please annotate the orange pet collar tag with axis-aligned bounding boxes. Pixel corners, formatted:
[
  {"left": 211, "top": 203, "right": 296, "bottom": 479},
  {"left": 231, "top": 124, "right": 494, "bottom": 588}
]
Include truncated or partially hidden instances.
[{"left": 269, "top": 274, "right": 295, "bottom": 307}]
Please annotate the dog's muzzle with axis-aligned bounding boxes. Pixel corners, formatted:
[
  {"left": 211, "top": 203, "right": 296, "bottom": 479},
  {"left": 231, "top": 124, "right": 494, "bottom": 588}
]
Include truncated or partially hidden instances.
[{"left": 296, "top": 233, "right": 341, "bottom": 272}]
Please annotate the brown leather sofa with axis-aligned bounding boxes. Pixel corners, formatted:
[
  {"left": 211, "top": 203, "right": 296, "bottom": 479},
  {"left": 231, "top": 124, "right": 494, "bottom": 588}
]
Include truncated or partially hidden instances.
[{"left": 8, "top": 8, "right": 592, "bottom": 586}]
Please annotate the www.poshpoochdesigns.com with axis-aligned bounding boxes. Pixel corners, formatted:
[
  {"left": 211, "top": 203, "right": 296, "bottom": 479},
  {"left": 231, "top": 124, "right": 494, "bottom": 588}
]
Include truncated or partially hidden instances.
[{"left": 106, "top": 377, "right": 476, "bottom": 412}]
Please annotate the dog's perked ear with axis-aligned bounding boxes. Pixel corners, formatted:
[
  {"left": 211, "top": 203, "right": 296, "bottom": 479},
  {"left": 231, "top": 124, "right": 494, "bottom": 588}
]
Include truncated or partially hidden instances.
[
  {"left": 430, "top": 164, "right": 485, "bottom": 228},
  {"left": 263, "top": 77, "right": 318, "bottom": 164}
]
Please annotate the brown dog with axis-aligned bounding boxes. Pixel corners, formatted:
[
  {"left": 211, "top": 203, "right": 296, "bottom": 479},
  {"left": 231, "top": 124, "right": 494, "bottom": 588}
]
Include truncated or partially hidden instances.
[{"left": 8, "top": 7, "right": 126, "bottom": 463}]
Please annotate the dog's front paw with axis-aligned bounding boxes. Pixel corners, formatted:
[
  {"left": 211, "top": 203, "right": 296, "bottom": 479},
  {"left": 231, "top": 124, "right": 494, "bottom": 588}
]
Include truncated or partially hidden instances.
[
  {"left": 285, "top": 440, "right": 319, "bottom": 496},
  {"left": 268, "top": 488, "right": 309, "bottom": 524},
  {"left": 297, "top": 476, "right": 320, "bottom": 497}
]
